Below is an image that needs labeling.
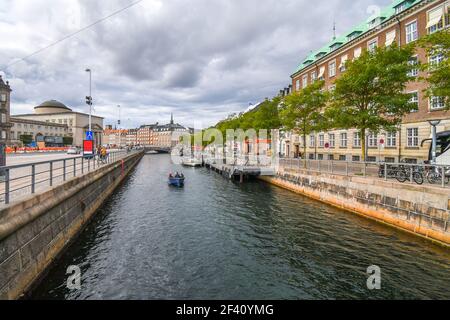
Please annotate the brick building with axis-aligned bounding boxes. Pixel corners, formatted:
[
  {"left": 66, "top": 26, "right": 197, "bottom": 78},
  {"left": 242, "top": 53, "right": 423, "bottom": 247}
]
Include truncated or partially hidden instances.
[{"left": 287, "top": 0, "right": 449, "bottom": 163}]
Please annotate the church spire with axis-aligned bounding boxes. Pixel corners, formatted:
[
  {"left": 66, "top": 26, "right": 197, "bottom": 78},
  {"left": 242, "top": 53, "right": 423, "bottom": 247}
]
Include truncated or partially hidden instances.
[{"left": 170, "top": 113, "right": 174, "bottom": 125}]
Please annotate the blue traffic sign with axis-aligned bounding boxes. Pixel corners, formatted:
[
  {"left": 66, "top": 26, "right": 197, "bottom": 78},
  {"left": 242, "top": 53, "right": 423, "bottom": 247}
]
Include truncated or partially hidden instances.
[{"left": 86, "top": 131, "right": 94, "bottom": 141}]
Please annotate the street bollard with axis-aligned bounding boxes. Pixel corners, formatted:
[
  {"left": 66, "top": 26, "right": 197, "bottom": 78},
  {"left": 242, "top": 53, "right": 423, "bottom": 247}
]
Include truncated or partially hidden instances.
[
  {"left": 442, "top": 166, "right": 445, "bottom": 188},
  {"left": 31, "top": 164, "right": 36, "bottom": 194},
  {"left": 81, "top": 157, "right": 84, "bottom": 174},
  {"left": 384, "top": 163, "right": 387, "bottom": 181},
  {"left": 5, "top": 168, "right": 10, "bottom": 204},
  {"left": 346, "top": 161, "right": 349, "bottom": 176},
  {"left": 63, "top": 160, "right": 66, "bottom": 181},
  {"left": 74, "top": 158, "right": 77, "bottom": 177},
  {"left": 50, "top": 162, "right": 53, "bottom": 186}
]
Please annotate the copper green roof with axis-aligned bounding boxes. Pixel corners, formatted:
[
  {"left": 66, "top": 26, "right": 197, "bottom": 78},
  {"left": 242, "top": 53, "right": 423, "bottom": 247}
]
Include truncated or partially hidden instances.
[{"left": 293, "top": 0, "right": 423, "bottom": 76}]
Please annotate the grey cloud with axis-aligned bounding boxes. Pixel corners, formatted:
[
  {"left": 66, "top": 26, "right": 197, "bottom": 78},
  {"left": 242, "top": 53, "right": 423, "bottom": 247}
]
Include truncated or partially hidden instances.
[{"left": 0, "top": 0, "right": 392, "bottom": 127}]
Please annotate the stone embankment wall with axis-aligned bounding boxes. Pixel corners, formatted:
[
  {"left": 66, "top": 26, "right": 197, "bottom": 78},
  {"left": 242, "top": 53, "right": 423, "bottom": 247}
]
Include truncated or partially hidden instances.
[
  {"left": 0, "top": 151, "right": 144, "bottom": 299},
  {"left": 260, "top": 170, "right": 450, "bottom": 247}
]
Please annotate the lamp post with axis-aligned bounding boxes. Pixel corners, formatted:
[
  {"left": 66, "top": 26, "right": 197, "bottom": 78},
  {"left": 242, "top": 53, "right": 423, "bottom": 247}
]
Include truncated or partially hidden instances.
[
  {"left": 117, "top": 105, "right": 121, "bottom": 130},
  {"left": 428, "top": 119, "right": 441, "bottom": 164},
  {"left": 85, "top": 69, "right": 92, "bottom": 133}
]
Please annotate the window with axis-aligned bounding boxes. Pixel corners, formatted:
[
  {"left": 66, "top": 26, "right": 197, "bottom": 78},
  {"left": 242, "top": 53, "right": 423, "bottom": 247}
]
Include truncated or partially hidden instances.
[
  {"left": 386, "top": 131, "right": 397, "bottom": 147},
  {"left": 309, "top": 134, "right": 315, "bottom": 147},
  {"left": 318, "top": 66, "right": 325, "bottom": 80},
  {"left": 430, "top": 96, "right": 445, "bottom": 110},
  {"left": 319, "top": 134, "right": 324, "bottom": 147},
  {"left": 1, "top": 113, "right": 5, "bottom": 123},
  {"left": 311, "top": 71, "right": 317, "bottom": 82},
  {"left": 309, "top": 154, "right": 315, "bottom": 160},
  {"left": 328, "top": 154, "right": 334, "bottom": 160},
  {"left": 405, "top": 21, "right": 418, "bottom": 43},
  {"left": 409, "top": 91, "right": 419, "bottom": 112},
  {"left": 429, "top": 53, "right": 444, "bottom": 67},
  {"left": 395, "top": 2, "right": 407, "bottom": 14},
  {"left": 385, "top": 30, "right": 396, "bottom": 46},
  {"left": 328, "top": 85, "right": 336, "bottom": 92},
  {"left": 407, "top": 56, "right": 419, "bottom": 77},
  {"left": 340, "top": 132, "right": 347, "bottom": 148},
  {"left": 302, "top": 75, "right": 308, "bottom": 88},
  {"left": 1, "top": 130, "right": 6, "bottom": 139},
  {"left": 318, "top": 154, "right": 324, "bottom": 160},
  {"left": 385, "top": 157, "right": 395, "bottom": 163},
  {"left": 352, "top": 155, "right": 361, "bottom": 162},
  {"left": 339, "top": 55, "right": 348, "bottom": 72},
  {"left": 353, "top": 132, "right": 361, "bottom": 147},
  {"left": 0, "top": 94, "right": 6, "bottom": 102},
  {"left": 407, "top": 128, "right": 419, "bottom": 147},
  {"left": 368, "top": 133, "right": 378, "bottom": 147},
  {"left": 339, "top": 155, "right": 347, "bottom": 161},
  {"left": 427, "top": 6, "right": 444, "bottom": 34},
  {"left": 329, "top": 61, "right": 336, "bottom": 78},
  {"left": 295, "top": 79, "right": 300, "bottom": 91},
  {"left": 368, "top": 39, "right": 378, "bottom": 53},
  {"left": 328, "top": 134, "right": 335, "bottom": 148},
  {"left": 354, "top": 47, "right": 362, "bottom": 59},
  {"left": 367, "top": 156, "right": 377, "bottom": 162}
]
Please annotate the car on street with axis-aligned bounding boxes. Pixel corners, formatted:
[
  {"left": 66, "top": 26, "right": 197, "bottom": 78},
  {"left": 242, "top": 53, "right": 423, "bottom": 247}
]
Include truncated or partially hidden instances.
[{"left": 67, "top": 147, "right": 80, "bottom": 155}]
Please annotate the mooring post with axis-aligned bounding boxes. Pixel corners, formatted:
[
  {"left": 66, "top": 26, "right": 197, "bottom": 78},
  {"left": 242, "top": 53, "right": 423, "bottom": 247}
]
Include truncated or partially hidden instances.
[{"left": 240, "top": 172, "right": 244, "bottom": 183}]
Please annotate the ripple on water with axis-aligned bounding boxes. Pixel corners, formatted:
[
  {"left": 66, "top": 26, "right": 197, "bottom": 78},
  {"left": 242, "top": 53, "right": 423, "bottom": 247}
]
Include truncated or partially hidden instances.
[{"left": 31, "top": 155, "right": 450, "bottom": 300}]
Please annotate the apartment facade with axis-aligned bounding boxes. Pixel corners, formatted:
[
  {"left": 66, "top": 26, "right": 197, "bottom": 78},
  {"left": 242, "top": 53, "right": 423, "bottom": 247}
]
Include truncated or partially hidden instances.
[
  {"left": 0, "top": 76, "right": 12, "bottom": 147},
  {"left": 10, "top": 118, "right": 69, "bottom": 147},
  {"left": 288, "top": 0, "right": 449, "bottom": 163}
]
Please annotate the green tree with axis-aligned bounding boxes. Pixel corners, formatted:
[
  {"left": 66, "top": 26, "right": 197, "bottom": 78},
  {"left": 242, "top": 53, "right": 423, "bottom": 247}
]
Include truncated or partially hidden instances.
[
  {"left": 280, "top": 80, "right": 328, "bottom": 159},
  {"left": 63, "top": 136, "right": 73, "bottom": 146},
  {"left": 326, "top": 44, "right": 416, "bottom": 161},
  {"left": 418, "top": 30, "right": 450, "bottom": 109},
  {"left": 20, "top": 135, "right": 33, "bottom": 146}
]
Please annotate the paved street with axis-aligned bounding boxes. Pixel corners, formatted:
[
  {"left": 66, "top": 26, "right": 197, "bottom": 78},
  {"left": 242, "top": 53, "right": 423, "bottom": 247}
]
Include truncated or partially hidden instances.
[{"left": 1, "top": 151, "right": 128, "bottom": 205}]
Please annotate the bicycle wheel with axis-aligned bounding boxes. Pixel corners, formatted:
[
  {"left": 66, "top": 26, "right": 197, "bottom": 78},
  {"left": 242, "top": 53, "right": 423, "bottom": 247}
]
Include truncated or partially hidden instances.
[
  {"left": 396, "top": 170, "right": 407, "bottom": 183},
  {"left": 427, "top": 171, "right": 440, "bottom": 184},
  {"left": 413, "top": 172, "right": 423, "bottom": 185}
]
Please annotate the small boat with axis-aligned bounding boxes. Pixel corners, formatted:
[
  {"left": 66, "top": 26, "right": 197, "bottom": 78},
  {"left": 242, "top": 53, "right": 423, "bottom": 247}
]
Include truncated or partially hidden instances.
[
  {"left": 181, "top": 158, "right": 202, "bottom": 167},
  {"left": 168, "top": 174, "right": 185, "bottom": 187}
]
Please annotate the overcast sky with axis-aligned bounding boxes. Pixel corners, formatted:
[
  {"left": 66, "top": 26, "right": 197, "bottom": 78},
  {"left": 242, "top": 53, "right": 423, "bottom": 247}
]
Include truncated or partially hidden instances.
[{"left": 0, "top": 0, "right": 391, "bottom": 128}]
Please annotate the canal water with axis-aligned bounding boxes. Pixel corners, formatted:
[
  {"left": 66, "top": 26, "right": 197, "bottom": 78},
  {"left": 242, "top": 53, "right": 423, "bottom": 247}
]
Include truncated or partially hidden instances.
[{"left": 32, "top": 154, "right": 450, "bottom": 300}]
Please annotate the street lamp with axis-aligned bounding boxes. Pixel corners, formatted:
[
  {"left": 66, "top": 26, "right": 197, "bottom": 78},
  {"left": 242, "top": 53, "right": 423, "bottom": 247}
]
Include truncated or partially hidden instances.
[
  {"left": 428, "top": 119, "right": 441, "bottom": 164},
  {"left": 85, "top": 68, "right": 92, "bottom": 133},
  {"left": 117, "top": 105, "right": 121, "bottom": 130}
]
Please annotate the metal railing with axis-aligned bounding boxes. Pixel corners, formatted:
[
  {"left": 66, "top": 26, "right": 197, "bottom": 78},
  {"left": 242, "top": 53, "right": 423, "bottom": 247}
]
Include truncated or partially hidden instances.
[
  {"left": 278, "top": 158, "right": 450, "bottom": 188},
  {"left": 0, "top": 150, "right": 135, "bottom": 205}
]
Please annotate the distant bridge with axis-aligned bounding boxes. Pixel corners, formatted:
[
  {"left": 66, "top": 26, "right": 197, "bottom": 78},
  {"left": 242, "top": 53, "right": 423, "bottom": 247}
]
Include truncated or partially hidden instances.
[{"left": 143, "top": 146, "right": 172, "bottom": 154}]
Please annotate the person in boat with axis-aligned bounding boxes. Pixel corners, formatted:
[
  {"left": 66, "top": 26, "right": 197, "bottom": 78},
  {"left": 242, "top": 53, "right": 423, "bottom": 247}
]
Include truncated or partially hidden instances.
[
  {"left": 175, "top": 172, "right": 180, "bottom": 178},
  {"left": 169, "top": 173, "right": 174, "bottom": 178},
  {"left": 180, "top": 173, "right": 185, "bottom": 179}
]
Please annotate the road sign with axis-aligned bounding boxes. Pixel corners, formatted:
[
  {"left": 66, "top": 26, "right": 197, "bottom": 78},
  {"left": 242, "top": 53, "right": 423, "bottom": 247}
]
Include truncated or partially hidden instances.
[
  {"left": 83, "top": 140, "right": 94, "bottom": 158},
  {"left": 86, "top": 131, "right": 94, "bottom": 141},
  {"left": 379, "top": 138, "right": 385, "bottom": 145},
  {"left": 325, "top": 142, "right": 330, "bottom": 149}
]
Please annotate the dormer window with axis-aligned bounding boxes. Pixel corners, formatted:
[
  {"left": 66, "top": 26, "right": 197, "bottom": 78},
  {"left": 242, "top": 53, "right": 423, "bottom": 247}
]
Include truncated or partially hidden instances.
[
  {"left": 315, "top": 52, "right": 326, "bottom": 59},
  {"left": 330, "top": 42, "right": 343, "bottom": 51},
  {"left": 395, "top": 1, "right": 409, "bottom": 14},
  {"left": 368, "top": 18, "right": 381, "bottom": 29},
  {"left": 347, "top": 31, "right": 361, "bottom": 41}
]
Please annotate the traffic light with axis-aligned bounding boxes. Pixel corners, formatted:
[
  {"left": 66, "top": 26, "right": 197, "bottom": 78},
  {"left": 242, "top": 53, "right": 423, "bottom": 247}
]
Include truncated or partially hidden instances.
[{"left": 85, "top": 96, "right": 92, "bottom": 106}]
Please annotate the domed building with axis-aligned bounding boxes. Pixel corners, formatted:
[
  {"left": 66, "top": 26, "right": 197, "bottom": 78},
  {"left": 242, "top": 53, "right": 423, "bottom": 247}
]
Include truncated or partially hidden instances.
[
  {"left": 34, "top": 100, "right": 73, "bottom": 114},
  {"left": 11, "top": 99, "right": 104, "bottom": 147}
]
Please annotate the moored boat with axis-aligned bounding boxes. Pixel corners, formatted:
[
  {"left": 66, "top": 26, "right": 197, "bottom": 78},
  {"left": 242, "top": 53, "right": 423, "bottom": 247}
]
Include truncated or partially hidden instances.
[{"left": 181, "top": 158, "right": 202, "bottom": 167}]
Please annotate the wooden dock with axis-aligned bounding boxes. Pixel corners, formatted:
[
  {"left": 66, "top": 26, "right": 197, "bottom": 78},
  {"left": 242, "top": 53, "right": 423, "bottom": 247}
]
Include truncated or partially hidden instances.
[{"left": 204, "top": 159, "right": 275, "bottom": 182}]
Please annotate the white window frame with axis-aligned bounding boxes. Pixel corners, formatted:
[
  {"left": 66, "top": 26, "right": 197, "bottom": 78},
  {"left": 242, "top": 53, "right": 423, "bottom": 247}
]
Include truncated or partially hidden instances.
[
  {"left": 328, "top": 133, "right": 335, "bottom": 148},
  {"left": 295, "top": 79, "right": 300, "bottom": 91},
  {"left": 407, "top": 55, "right": 419, "bottom": 77},
  {"left": 319, "top": 134, "right": 324, "bottom": 148},
  {"left": 354, "top": 47, "right": 362, "bottom": 60},
  {"left": 386, "top": 131, "right": 397, "bottom": 147},
  {"left": 309, "top": 134, "right": 315, "bottom": 147},
  {"left": 340, "top": 132, "right": 347, "bottom": 148},
  {"left": 368, "top": 133, "right": 378, "bottom": 147},
  {"left": 407, "top": 128, "right": 419, "bottom": 147},
  {"left": 408, "top": 91, "right": 419, "bottom": 112},
  {"left": 367, "top": 38, "right": 378, "bottom": 53},
  {"left": 311, "top": 71, "right": 317, "bottom": 82},
  {"left": 429, "top": 96, "right": 445, "bottom": 110},
  {"left": 405, "top": 20, "right": 418, "bottom": 43},
  {"left": 429, "top": 53, "right": 444, "bottom": 67},
  {"left": 0, "top": 94, "right": 6, "bottom": 102},
  {"left": 353, "top": 132, "right": 361, "bottom": 147},
  {"left": 302, "top": 75, "right": 308, "bottom": 88},
  {"left": 328, "top": 60, "right": 336, "bottom": 78},
  {"left": 427, "top": 5, "right": 445, "bottom": 34}
]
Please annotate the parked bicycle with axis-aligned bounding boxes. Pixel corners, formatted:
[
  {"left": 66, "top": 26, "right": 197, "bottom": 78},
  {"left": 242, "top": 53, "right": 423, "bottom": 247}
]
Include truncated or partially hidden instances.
[{"left": 425, "top": 165, "right": 450, "bottom": 185}]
